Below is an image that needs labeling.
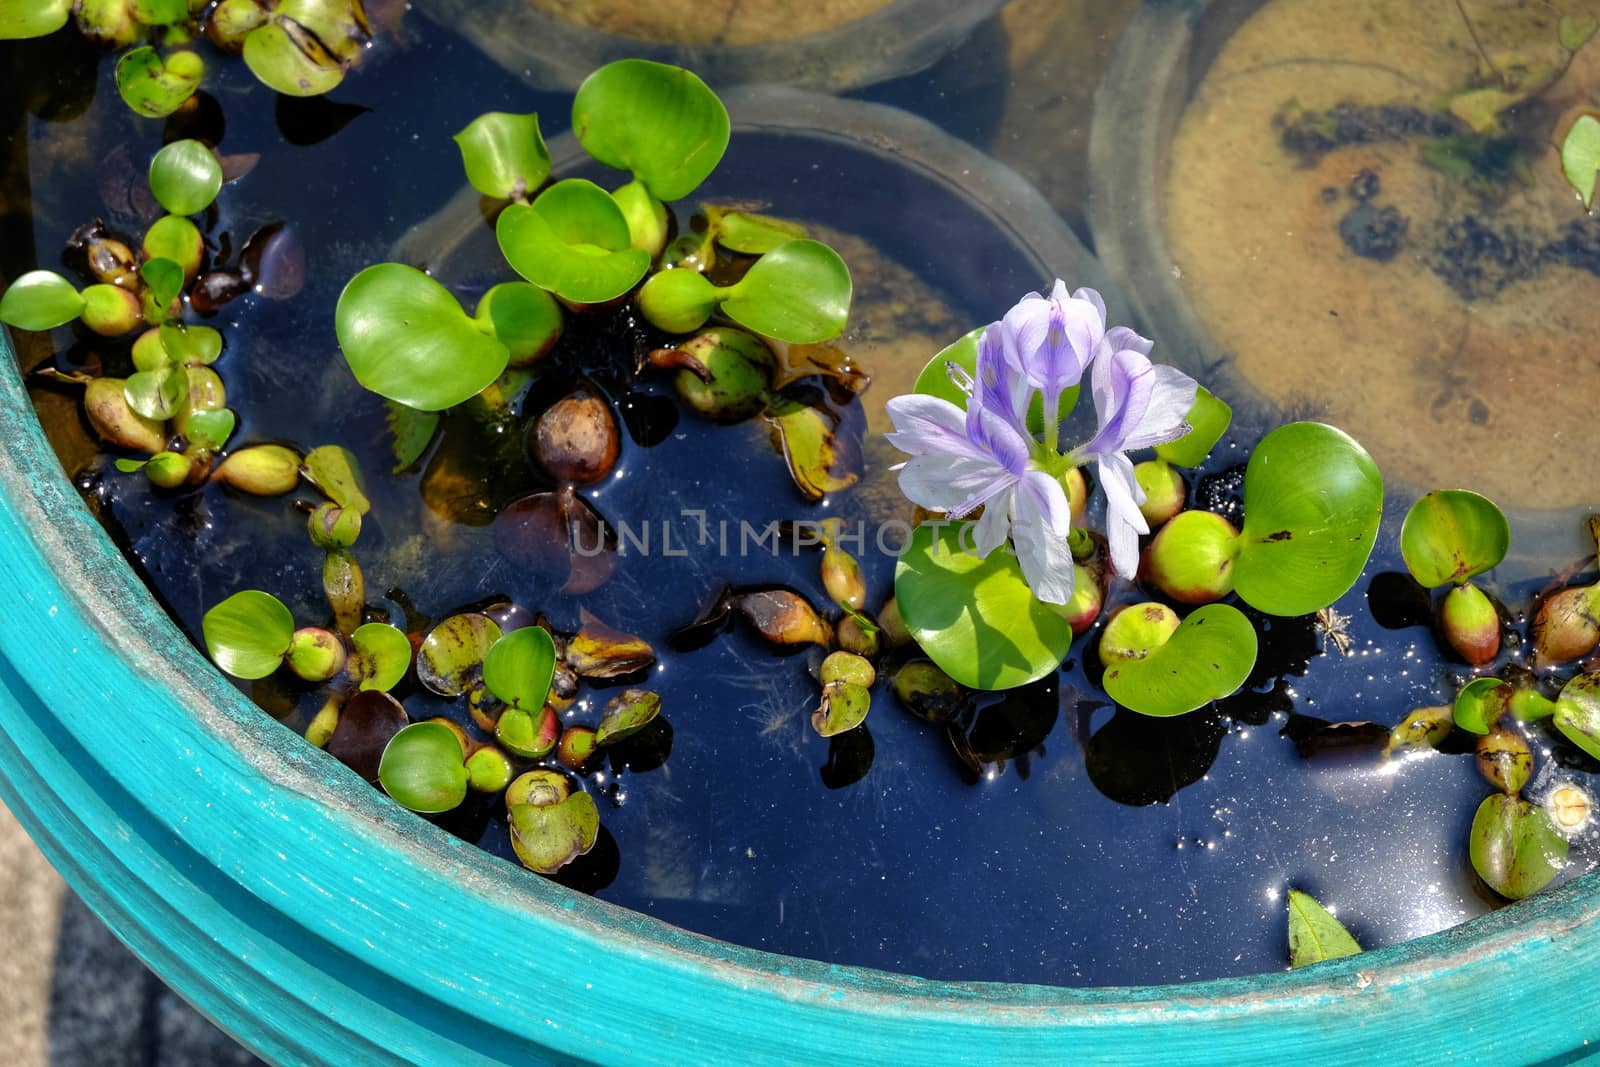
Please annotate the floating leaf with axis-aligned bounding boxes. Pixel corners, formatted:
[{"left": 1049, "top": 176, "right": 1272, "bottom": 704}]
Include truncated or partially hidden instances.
[
  {"left": 148, "top": 139, "right": 222, "bottom": 216},
  {"left": 1553, "top": 673, "right": 1600, "bottom": 760},
  {"left": 730, "top": 589, "right": 832, "bottom": 648},
  {"left": 203, "top": 589, "right": 294, "bottom": 679},
  {"left": 1287, "top": 890, "right": 1362, "bottom": 968},
  {"left": 1561, "top": 14, "right": 1599, "bottom": 51},
  {"left": 894, "top": 521, "right": 1075, "bottom": 691},
  {"left": 571, "top": 59, "right": 729, "bottom": 201},
  {"left": 350, "top": 622, "right": 411, "bottom": 692},
  {"left": 183, "top": 408, "right": 235, "bottom": 451},
  {"left": 482, "top": 625, "right": 557, "bottom": 711},
  {"left": 1454, "top": 677, "right": 1511, "bottom": 735},
  {"left": 721, "top": 239, "right": 851, "bottom": 344},
  {"left": 303, "top": 444, "right": 370, "bottom": 514},
  {"left": 243, "top": 17, "right": 344, "bottom": 97},
  {"left": 509, "top": 790, "right": 600, "bottom": 875},
  {"left": 384, "top": 399, "right": 440, "bottom": 472},
  {"left": 1400, "top": 490, "right": 1509, "bottom": 588},
  {"left": 114, "top": 459, "right": 149, "bottom": 474},
  {"left": 496, "top": 180, "right": 651, "bottom": 305},
  {"left": 417, "top": 613, "right": 502, "bottom": 697},
  {"left": 140, "top": 258, "right": 185, "bottom": 309},
  {"left": 812, "top": 681, "right": 870, "bottom": 738},
  {"left": 326, "top": 690, "right": 409, "bottom": 783},
  {"left": 130, "top": 0, "right": 186, "bottom": 24},
  {"left": 1386, "top": 705, "right": 1453, "bottom": 756},
  {"left": 378, "top": 722, "right": 469, "bottom": 814},
  {"left": 764, "top": 387, "right": 861, "bottom": 501},
  {"left": 124, "top": 366, "right": 186, "bottom": 421},
  {"left": 0, "top": 271, "right": 83, "bottom": 330},
  {"left": 566, "top": 610, "right": 654, "bottom": 678},
  {"left": 116, "top": 47, "right": 204, "bottom": 119},
  {"left": 159, "top": 322, "right": 222, "bottom": 366},
  {"left": 1155, "top": 386, "right": 1232, "bottom": 468},
  {"left": 1562, "top": 114, "right": 1600, "bottom": 209},
  {"left": 1232, "top": 423, "right": 1383, "bottom": 617},
  {"left": 336, "top": 263, "right": 510, "bottom": 411},
  {"left": 0, "top": 0, "right": 71, "bottom": 38},
  {"left": 595, "top": 689, "right": 661, "bottom": 746},
  {"left": 1102, "top": 603, "right": 1259, "bottom": 717},
  {"left": 712, "top": 208, "right": 808, "bottom": 255},
  {"left": 476, "top": 282, "right": 562, "bottom": 367},
  {"left": 454, "top": 112, "right": 551, "bottom": 201},
  {"left": 1470, "top": 793, "right": 1568, "bottom": 900},
  {"left": 144, "top": 216, "right": 204, "bottom": 278}
]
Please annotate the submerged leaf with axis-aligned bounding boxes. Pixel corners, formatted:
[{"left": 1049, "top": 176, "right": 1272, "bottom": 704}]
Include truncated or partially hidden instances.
[
  {"left": 1287, "top": 889, "right": 1362, "bottom": 968},
  {"left": 384, "top": 400, "right": 440, "bottom": 472},
  {"left": 1562, "top": 113, "right": 1600, "bottom": 209},
  {"left": 493, "top": 488, "right": 616, "bottom": 595},
  {"left": 327, "top": 690, "right": 409, "bottom": 783}
]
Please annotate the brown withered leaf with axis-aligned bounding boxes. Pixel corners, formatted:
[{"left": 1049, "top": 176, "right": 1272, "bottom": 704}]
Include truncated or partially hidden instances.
[
  {"left": 566, "top": 608, "right": 655, "bottom": 679},
  {"left": 731, "top": 589, "right": 832, "bottom": 648}
]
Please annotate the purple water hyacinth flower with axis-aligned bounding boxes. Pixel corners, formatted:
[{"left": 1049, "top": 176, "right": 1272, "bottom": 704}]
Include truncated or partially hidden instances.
[
  {"left": 1077, "top": 327, "right": 1199, "bottom": 579},
  {"left": 999, "top": 280, "right": 1105, "bottom": 434}
]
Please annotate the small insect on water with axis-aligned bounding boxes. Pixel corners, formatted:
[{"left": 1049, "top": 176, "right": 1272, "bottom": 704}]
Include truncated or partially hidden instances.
[{"left": 1315, "top": 607, "right": 1354, "bottom": 656}]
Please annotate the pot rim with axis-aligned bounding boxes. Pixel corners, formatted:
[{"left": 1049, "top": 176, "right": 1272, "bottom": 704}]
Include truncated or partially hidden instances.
[
  {"left": 408, "top": 0, "right": 1008, "bottom": 93},
  {"left": 3, "top": 79, "right": 1600, "bottom": 1064},
  {"left": 1087, "top": 0, "right": 1592, "bottom": 569}
]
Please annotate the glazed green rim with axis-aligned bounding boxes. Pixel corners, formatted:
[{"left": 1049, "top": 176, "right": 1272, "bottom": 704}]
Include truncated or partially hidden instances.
[{"left": 5, "top": 105, "right": 1600, "bottom": 1065}]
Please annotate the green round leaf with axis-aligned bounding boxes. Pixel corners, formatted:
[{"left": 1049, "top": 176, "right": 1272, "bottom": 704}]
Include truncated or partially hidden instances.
[
  {"left": 495, "top": 181, "right": 651, "bottom": 304},
  {"left": 812, "top": 682, "right": 870, "bottom": 738},
  {"left": 1453, "top": 677, "right": 1511, "bottom": 735},
  {"left": 350, "top": 622, "right": 411, "bottom": 692},
  {"left": 1562, "top": 113, "right": 1600, "bottom": 209},
  {"left": 159, "top": 321, "right": 222, "bottom": 365},
  {"left": 712, "top": 208, "right": 808, "bottom": 255},
  {"left": 124, "top": 365, "right": 186, "bottom": 421},
  {"left": 637, "top": 268, "right": 719, "bottom": 334},
  {"left": 572, "top": 59, "right": 729, "bottom": 202},
  {"left": 1553, "top": 673, "right": 1600, "bottom": 760},
  {"left": 1287, "top": 889, "right": 1362, "bottom": 969},
  {"left": 149, "top": 139, "right": 223, "bottom": 216},
  {"left": 1400, "top": 490, "right": 1510, "bottom": 588},
  {"left": 1155, "top": 386, "right": 1232, "bottom": 469},
  {"left": 303, "top": 444, "right": 370, "bottom": 514},
  {"left": 454, "top": 112, "right": 551, "bottom": 200},
  {"left": 509, "top": 791, "right": 600, "bottom": 874},
  {"left": 1470, "top": 793, "right": 1568, "bottom": 900},
  {"left": 913, "top": 327, "right": 1063, "bottom": 432},
  {"left": 482, "top": 625, "right": 557, "bottom": 711},
  {"left": 1233, "top": 423, "right": 1383, "bottom": 617},
  {"left": 378, "top": 722, "right": 469, "bottom": 814},
  {"left": 475, "top": 282, "right": 562, "bottom": 365},
  {"left": 335, "top": 263, "right": 511, "bottom": 412},
  {"left": 183, "top": 408, "right": 235, "bottom": 451},
  {"left": 894, "top": 521, "right": 1075, "bottom": 691},
  {"left": 594, "top": 689, "right": 661, "bottom": 746},
  {"left": 143, "top": 215, "right": 203, "bottom": 276},
  {"left": 116, "top": 47, "right": 204, "bottom": 119},
  {"left": 722, "top": 239, "right": 852, "bottom": 344},
  {"left": 131, "top": 0, "right": 186, "bottom": 25},
  {"left": 0, "top": 271, "right": 83, "bottom": 330},
  {"left": 417, "top": 613, "right": 502, "bottom": 697},
  {"left": 140, "top": 258, "right": 185, "bottom": 309},
  {"left": 203, "top": 590, "right": 295, "bottom": 680},
  {"left": 242, "top": 18, "right": 344, "bottom": 97},
  {"left": 0, "top": 0, "right": 70, "bottom": 39},
  {"left": 1102, "top": 603, "right": 1258, "bottom": 717}
]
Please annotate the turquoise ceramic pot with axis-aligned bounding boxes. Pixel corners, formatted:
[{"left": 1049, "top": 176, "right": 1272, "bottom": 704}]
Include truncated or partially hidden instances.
[{"left": 3, "top": 97, "right": 1600, "bottom": 1063}]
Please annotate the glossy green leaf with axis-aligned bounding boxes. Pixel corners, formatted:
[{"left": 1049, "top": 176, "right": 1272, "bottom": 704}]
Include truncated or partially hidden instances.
[
  {"left": 1232, "top": 423, "right": 1383, "bottom": 617},
  {"left": 1400, "top": 490, "right": 1510, "bottom": 588},
  {"left": 203, "top": 590, "right": 294, "bottom": 680},
  {"left": 303, "top": 444, "right": 370, "bottom": 514},
  {"left": 0, "top": 271, "right": 83, "bottom": 330},
  {"left": 116, "top": 47, "right": 203, "bottom": 119},
  {"left": 1454, "top": 677, "right": 1511, "bottom": 735},
  {"left": 336, "top": 263, "right": 510, "bottom": 412},
  {"left": 183, "top": 408, "right": 235, "bottom": 451},
  {"left": 721, "top": 239, "right": 851, "bottom": 344},
  {"left": 713, "top": 208, "right": 808, "bottom": 255},
  {"left": 149, "top": 139, "right": 222, "bottom": 216},
  {"left": 812, "top": 681, "right": 870, "bottom": 738},
  {"left": 912, "top": 327, "right": 1063, "bottom": 432},
  {"left": 482, "top": 625, "right": 557, "bottom": 711},
  {"left": 595, "top": 689, "right": 661, "bottom": 746},
  {"left": 1287, "top": 890, "right": 1362, "bottom": 968},
  {"left": 417, "top": 613, "right": 502, "bottom": 697},
  {"left": 159, "top": 322, "right": 222, "bottom": 365},
  {"left": 1470, "top": 793, "right": 1568, "bottom": 900},
  {"left": 496, "top": 705, "right": 558, "bottom": 759},
  {"left": 143, "top": 216, "right": 203, "bottom": 277},
  {"left": 348, "top": 622, "right": 410, "bottom": 692},
  {"left": 242, "top": 18, "right": 344, "bottom": 97},
  {"left": 131, "top": 0, "right": 186, "bottom": 24},
  {"left": 114, "top": 459, "right": 149, "bottom": 474},
  {"left": 0, "top": 0, "right": 70, "bottom": 38},
  {"left": 508, "top": 791, "right": 600, "bottom": 874},
  {"left": 124, "top": 366, "right": 186, "bottom": 421},
  {"left": 1563, "top": 114, "right": 1600, "bottom": 208},
  {"left": 384, "top": 400, "right": 439, "bottom": 472},
  {"left": 1102, "top": 603, "right": 1258, "bottom": 717},
  {"left": 1553, "top": 673, "right": 1600, "bottom": 760},
  {"left": 1155, "top": 386, "right": 1232, "bottom": 468},
  {"left": 571, "top": 58, "right": 729, "bottom": 201},
  {"left": 140, "top": 258, "right": 185, "bottom": 309},
  {"left": 894, "top": 521, "right": 1075, "bottom": 691},
  {"left": 454, "top": 112, "right": 551, "bottom": 200},
  {"left": 637, "top": 268, "right": 719, "bottom": 334},
  {"left": 378, "top": 722, "right": 468, "bottom": 814},
  {"left": 475, "top": 282, "right": 562, "bottom": 365},
  {"left": 496, "top": 180, "right": 651, "bottom": 304}
]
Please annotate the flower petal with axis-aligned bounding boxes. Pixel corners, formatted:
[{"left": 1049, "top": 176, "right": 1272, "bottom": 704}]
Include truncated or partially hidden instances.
[
  {"left": 1121, "top": 363, "right": 1200, "bottom": 450},
  {"left": 1097, "top": 452, "right": 1149, "bottom": 579},
  {"left": 885, "top": 394, "right": 985, "bottom": 460},
  {"left": 1072, "top": 286, "right": 1107, "bottom": 323},
  {"left": 898, "top": 455, "right": 1006, "bottom": 512},
  {"left": 1010, "top": 516, "right": 1077, "bottom": 605},
  {"left": 1082, "top": 346, "right": 1155, "bottom": 457},
  {"left": 971, "top": 491, "right": 1011, "bottom": 558},
  {"left": 1017, "top": 469, "right": 1072, "bottom": 538}
]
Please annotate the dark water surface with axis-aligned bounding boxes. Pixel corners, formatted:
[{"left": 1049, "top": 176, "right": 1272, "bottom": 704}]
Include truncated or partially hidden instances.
[{"left": 3, "top": 5, "right": 1598, "bottom": 990}]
